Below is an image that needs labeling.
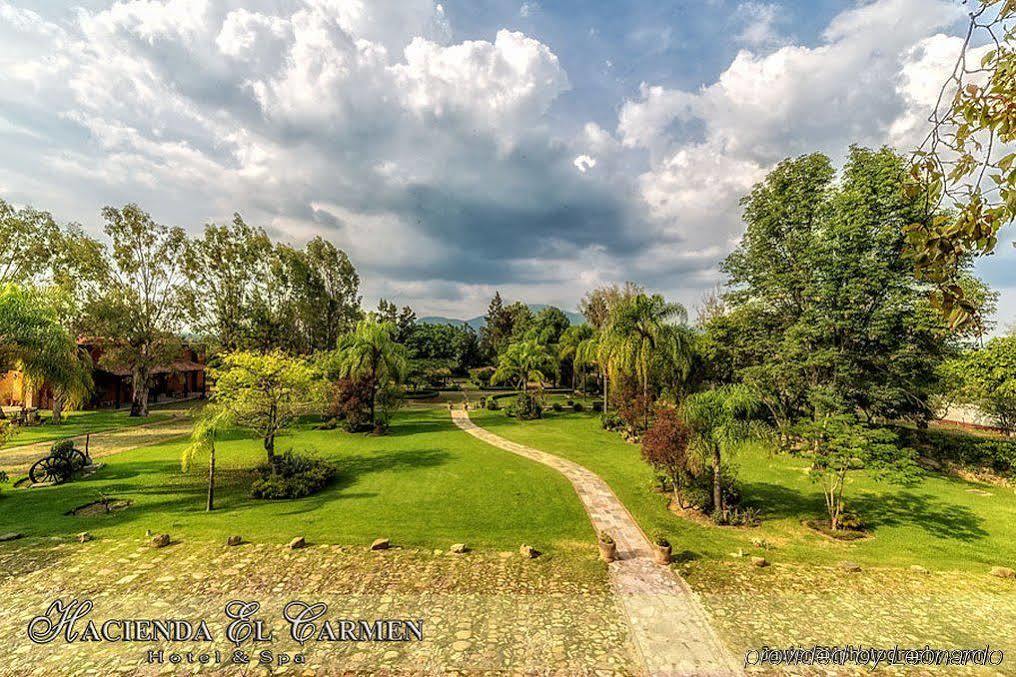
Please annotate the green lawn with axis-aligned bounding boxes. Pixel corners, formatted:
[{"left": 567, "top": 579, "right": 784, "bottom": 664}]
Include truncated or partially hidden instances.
[
  {"left": 2, "top": 408, "right": 176, "bottom": 448},
  {"left": 0, "top": 407, "right": 595, "bottom": 553},
  {"left": 470, "top": 406, "right": 1016, "bottom": 573}
]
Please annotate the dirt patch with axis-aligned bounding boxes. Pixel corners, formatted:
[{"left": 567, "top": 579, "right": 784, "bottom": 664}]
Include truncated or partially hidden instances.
[
  {"left": 803, "top": 519, "right": 870, "bottom": 541},
  {"left": 66, "top": 498, "right": 132, "bottom": 517}
]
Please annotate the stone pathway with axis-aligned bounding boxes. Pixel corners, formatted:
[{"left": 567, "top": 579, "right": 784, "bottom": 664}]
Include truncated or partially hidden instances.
[
  {"left": 452, "top": 408, "right": 743, "bottom": 676},
  {"left": 0, "top": 414, "right": 194, "bottom": 477}
]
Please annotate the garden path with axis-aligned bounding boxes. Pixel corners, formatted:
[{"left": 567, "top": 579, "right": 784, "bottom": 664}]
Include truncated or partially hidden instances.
[
  {"left": 452, "top": 407, "right": 743, "bottom": 675},
  {"left": 0, "top": 414, "right": 193, "bottom": 477}
]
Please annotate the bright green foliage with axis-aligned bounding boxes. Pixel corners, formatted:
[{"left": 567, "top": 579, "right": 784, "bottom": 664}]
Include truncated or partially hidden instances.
[
  {"left": 330, "top": 318, "right": 409, "bottom": 431},
  {"left": 491, "top": 340, "right": 557, "bottom": 393},
  {"left": 905, "top": 0, "right": 1016, "bottom": 328},
  {"left": 208, "top": 351, "right": 322, "bottom": 461},
  {"left": 946, "top": 335, "right": 1016, "bottom": 435},
  {"left": 714, "top": 147, "right": 961, "bottom": 432},
  {"left": 680, "top": 386, "right": 768, "bottom": 514},
  {"left": 795, "top": 414, "right": 920, "bottom": 530}
]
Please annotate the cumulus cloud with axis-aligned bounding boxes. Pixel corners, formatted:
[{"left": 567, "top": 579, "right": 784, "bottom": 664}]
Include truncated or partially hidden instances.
[{"left": 0, "top": 0, "right": 982, "bottom": 315}]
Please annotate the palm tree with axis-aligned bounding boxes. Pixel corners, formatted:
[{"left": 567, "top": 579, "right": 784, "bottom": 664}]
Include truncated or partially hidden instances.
[
  {"left": 681, "top": 386, "right": 767, "bottom": 514},
  {"left": 334, "top": 319, "right": 409, "bottom": 430},
  {"left": 602, "top": 294, "right": 692, "bottom": 405},
  {"left": 575, "top": 334, "right": 606, "bottom": 408},
  {"left": 0, "top": 285, "right": 81, "bottom": 419},
  {"left": 558, "top": 324, "right": 594, "bottom": 391},
  {"left": 492, "top": 340, "right": 557, "bottom": 394},
  {"left": 182, "top": 405, "right": 231, "bottom": 511}
]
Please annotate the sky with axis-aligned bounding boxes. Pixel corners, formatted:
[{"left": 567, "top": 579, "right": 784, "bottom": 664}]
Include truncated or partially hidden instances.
[{"left": 0, "top": 0, "right": 1013, "bottom": 328}]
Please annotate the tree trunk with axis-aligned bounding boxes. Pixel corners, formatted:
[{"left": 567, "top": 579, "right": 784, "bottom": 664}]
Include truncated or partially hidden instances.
[
  {"left": 264, "top": 434, "right": 276, "bottom": 465},
  {"left": 130, "top": 367, "right": 150, "bottom": 417},
  {"left": 712, "top": 444, "right": 723, "bottom": 514},
  {"left": 602, "top": 370, "right": 609, "bottom": 412},
  {"left": 51, "top": 393, "right": 65, "bottom": 424},
  {"left": 206, "top": 445, "right": 216, "bottom": 511}
]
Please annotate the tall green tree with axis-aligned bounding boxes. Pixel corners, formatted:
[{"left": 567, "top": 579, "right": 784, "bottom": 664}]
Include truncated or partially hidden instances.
[
  {"left": 480, "top": 292, "right": 513, "bottom": 356},
  {"left": 715, "top": 147, "right": 963, "bottom": 430},
  {"left": 86, "top": 204, "right": 188, "bottom": 417},
  {"left": 182, "top": 215, "right": 274, "bottom": 351},
  {"left": 946, "top": 334, "right": 1016, "bottom": 435},
  {"left": 559, "top": 324, "right": 594, "bottom": 390},
  {"left": 331, "top": 319, "right": 409, "bottom": 431},
  {"left": 0, "top": 199, "right": 58, "bottom": 287}
]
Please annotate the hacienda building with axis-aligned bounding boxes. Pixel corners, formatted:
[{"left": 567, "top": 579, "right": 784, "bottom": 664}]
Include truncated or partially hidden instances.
[{"left": 0, "top": 340, "right": 206, "bottom": 411}]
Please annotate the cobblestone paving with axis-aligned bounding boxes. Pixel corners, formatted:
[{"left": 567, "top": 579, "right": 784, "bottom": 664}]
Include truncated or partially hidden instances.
[
  {"left": 0, "top": 415, "right": 193, "bottom": 477},
  {"left": 452, "top": 408, "right": 742, "bottom": 676},
  {"left": 688, "top": 560, "right": 1016, "bottom": 675},
  {"left": 0, "top": 539, "right": 636, "bottom": 675}
]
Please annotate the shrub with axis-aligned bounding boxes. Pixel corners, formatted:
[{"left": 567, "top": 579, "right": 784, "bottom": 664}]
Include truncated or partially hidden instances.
[
  {"left": 329, "top": 377, "right": 374, "bottom": 433},
  {"left": 50, "top": 439, "right": 76, "bottom": 455},
  {"left": 601, "top": 412, "right": 623, "bottom": 431},
  {"left": 566, "top": 399, "right": 574, "bottom": 407},
  {"left": 508, "top": 392, "right": 543, "bottom": 420},
  {"left": 592, "top": 400, "right": 604, "bottom": 413},
  {"left": 572, "top": 402, "right": 585, "bottom": 413},
  {"left": 618, "top": 393, "right": 655, "bottom": 435},
  {"left": 552, "top": 402, "right": 564, "bottom": 412},
  {"left": 896, "top": 427, "right": 1016, "bottom": 476},
  {"left": 486, "top": 397, "right": 501, "bottom": 411},
  {"left": 470, "top": 366, "right": 496, "bottom": 388},
  {"left": 250, "top": 451, "right": 337, "bottom": 500},
  {"left": 641, "top": 408, "right": 697, "bottom": 508}
]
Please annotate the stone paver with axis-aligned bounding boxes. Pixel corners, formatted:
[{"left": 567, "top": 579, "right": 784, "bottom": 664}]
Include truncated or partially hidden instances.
[
  {"left": 0, "top": 414, "right": 193, "bottom": 477},
  {"left": 0, "top": 539, "right": 635, "bottom": 674},
  {"left": 452, "top": 408, "right": 743, "bottom": 676}
]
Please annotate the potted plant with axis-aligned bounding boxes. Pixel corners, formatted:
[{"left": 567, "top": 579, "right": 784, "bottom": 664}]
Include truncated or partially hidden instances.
[
  {"left": 597, "top": 531, "right": 617, "bottom": 562},
  {"left": 653, "top": 535, "right": 672, "bottom": 565}
]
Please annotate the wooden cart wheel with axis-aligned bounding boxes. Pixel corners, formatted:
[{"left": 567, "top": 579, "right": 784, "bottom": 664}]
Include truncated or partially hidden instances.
[{"left": 29, "top": 456, "right": 70, "bottom": 484}]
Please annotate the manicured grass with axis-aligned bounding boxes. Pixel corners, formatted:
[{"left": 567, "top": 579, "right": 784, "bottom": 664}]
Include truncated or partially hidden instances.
[
  {"left": 2, "top": 408, "right": 175, "bottom": 448},
  {"left": 0, "top": 407, "right": 595, "bottom": 552},
  {"left": 470, "top": 407, "right": 1016, "bottom": 573}
]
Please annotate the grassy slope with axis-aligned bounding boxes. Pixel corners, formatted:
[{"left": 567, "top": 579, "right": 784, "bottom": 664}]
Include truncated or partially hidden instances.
[
  {"left": 2, "top": 408, "right": 177, "bottom": 448},
  {"left": 471, "top": 407, "right": 1016, "bottom": 572},
  {"left": 0, "top": 407, "right": 595, "bottom": 552}
]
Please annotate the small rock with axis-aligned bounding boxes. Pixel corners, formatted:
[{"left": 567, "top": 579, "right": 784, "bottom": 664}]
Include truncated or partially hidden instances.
[
  {"left": 990, "top": 566, "right": 1016, "bottom": 579},
  {"left": 839, "top": 561, "right": 862, "bottom": 573},
  {"left": 750, "top": 556, "right": 768, "bottom": 567},
  {"left": 0, "top": 533, "right": 23, "bottom": 542},
  {"left": 450, "top": 543, "right": 469, "bottom": 554},
  {"left": 433, "top": 549, "right": 444, "bottom": 556},
  {"left": 910, "top": 565, "right": 929, "bottom": 575},
  {"left": 77, "top": 532, "right": 93, "bottom": 543},
  {"left": 150, "top": 534, "right": 171, "bottom": 548},
  {"left": 519, "top": 544, "right": 541, "bottom": 559},
  {"left": 226, "top": 535, "right": 243, "bottom": 547},
  {"left": 370, "top": 538, "right": 390, "bottom": 551},
  {"left": 288, "top": 536, "right": 306, "bottom": 550}
]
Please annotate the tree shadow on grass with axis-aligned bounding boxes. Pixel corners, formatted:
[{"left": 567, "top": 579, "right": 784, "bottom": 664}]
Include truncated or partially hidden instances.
[{"left": 741, "top": 481, "right": 988, "bottom": 542}]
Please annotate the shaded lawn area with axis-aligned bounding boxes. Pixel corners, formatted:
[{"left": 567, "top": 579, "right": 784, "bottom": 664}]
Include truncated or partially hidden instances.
[
  {"left": 470, "top": 407, "right": 1016, "bottom": 573},
  {"left": 2, "top": 408, "right": 175, "bottom": 449},
  {"left": 0, "top": 407, "right": 595, "bottom": 553}
]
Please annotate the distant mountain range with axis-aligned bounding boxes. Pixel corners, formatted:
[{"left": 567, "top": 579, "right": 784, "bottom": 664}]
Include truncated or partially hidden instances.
[{"left": 419, "top": 304, "right": 584, "bottom": 331}]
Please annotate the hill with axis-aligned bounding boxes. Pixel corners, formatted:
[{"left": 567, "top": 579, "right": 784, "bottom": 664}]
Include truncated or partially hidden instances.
[{"left": 419, "top": 305, "right": 584, "bottom": 331}]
